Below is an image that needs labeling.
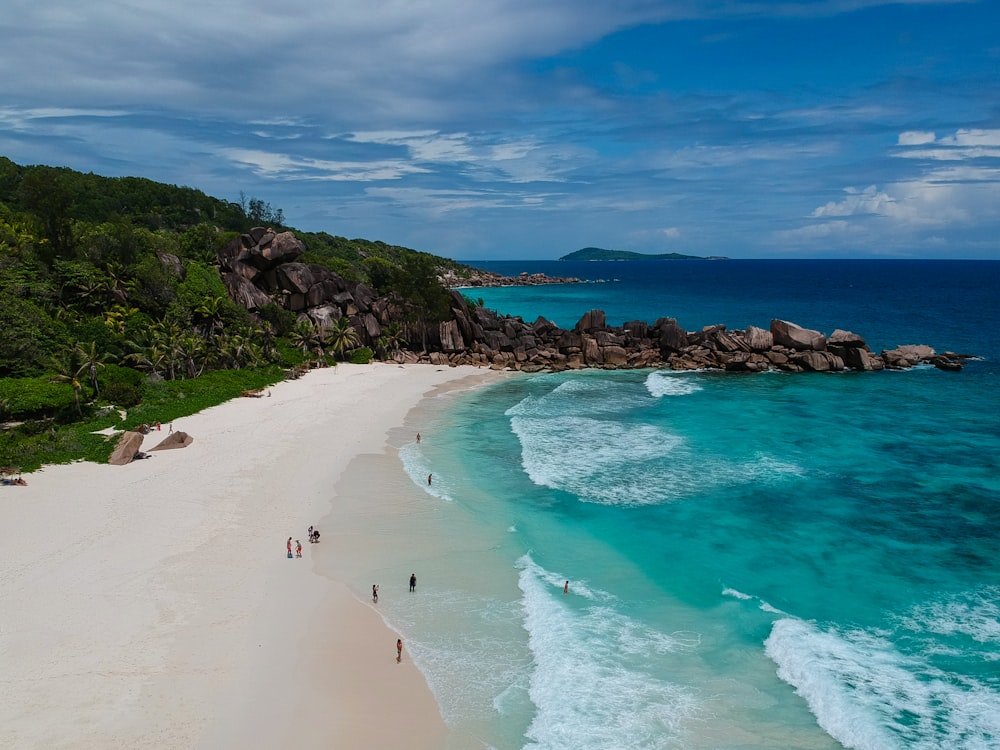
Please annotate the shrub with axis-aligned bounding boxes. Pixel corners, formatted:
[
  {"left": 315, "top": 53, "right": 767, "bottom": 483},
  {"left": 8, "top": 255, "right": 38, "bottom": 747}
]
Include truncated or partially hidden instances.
[
  {"left": 348, "top": 347, "right": 374, "bottom": 364},
  {"left": 0, "top": 375, "right": 77, "bottom": 418},
  {"left": 102, "top": 381, "right": 143, "bottom": 408}
]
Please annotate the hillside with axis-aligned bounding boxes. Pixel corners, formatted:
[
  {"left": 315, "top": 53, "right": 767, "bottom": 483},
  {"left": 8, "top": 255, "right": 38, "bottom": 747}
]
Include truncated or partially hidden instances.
[
  {"left": 0, "top": 156, "right": 483, "bottom": 468},
  {"left": 560, "top": 247, "right": 726, "bottom": 261}
]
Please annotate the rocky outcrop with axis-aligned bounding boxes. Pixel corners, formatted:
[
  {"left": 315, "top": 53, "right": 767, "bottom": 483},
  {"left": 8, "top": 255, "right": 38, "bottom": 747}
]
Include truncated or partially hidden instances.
[
  {"left": 216, "top": 228, "right": 971, "bottom": 376},
  {"left": 440, "top": 268, "right": 583, "bottom": 288},
  {"left": 108, "top": 431, "right": 144, "bottom": 465},
  {"left": 420, "top": 299, "right": 971, "bottom": 374},
  {"left": 217, "top": 227, "right": 405, "bottom": 350},
  {"left": 771, "top": 319, "right": 826, "bottom": 351}
]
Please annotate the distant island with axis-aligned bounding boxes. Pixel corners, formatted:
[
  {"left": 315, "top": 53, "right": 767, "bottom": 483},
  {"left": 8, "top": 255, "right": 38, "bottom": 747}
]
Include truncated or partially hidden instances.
[{"left": 560, "top": 247, "right": 728, "bottom": 261}]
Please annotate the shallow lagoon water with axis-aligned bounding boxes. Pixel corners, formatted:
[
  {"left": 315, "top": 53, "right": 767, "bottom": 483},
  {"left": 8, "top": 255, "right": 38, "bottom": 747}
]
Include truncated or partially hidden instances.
[{"left": 351, "top": 260, "right": 1000, "bottom": 749}]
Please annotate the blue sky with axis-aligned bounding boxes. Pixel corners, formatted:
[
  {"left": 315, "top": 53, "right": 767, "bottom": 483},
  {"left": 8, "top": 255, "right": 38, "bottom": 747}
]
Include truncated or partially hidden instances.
[{"left": 1, "top": 0, "right": 998, "bottom": 260}]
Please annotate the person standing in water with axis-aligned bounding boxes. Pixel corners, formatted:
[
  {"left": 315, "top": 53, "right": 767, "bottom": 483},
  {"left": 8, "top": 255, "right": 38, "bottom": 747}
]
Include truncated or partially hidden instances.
[
  {"left": 564, "top": 581, "right": 569, "bottom": 594},
  {"left": 409, "top": 573, "right": 417, "bottom": 592},
  {"left": 372, "top": 584, "right": 379, "bottom": 603}
]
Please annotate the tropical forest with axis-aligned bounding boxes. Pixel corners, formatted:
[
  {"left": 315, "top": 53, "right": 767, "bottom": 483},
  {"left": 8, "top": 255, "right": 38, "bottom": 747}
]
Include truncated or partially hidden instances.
[{"left": 0, "top": 157, "right": 468, "bottom": 470}]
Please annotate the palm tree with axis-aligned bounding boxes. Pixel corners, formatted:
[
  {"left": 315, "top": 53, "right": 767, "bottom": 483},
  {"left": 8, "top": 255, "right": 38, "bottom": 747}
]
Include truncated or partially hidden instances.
[
  {"left": 123, "top": 328, "right": 167, "bottom": 378},
  {"left": 49, "top": 352, "right": 84, "bottom": 415},
  {"left": 73, "top": 341, "right": 109, "bottom": 398},
  {"left": 104, "top": 304, "right": 139, "bottom": 334},
  {"left": 105, "top": 263, "right": 131, "bottom": 304},
  {"left": 377, "top": 322, "right": 405, "bottom": 359},
  {"left": 289, "top": 321, "right": 320, "bottom": 358},
  {"left": 194, "top": 295, "right": 226, "bottom": 336},
  {"left": 327, "top": 316, "right": 360, "bottom": 360},
  {"left": 176, "top": 333, "right": 208, "bottom": 378}
]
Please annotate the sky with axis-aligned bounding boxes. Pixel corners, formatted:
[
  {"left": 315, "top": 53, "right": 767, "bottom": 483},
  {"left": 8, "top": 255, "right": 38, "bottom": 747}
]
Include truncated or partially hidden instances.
[{"left": 1, "top": 1, "right": 998, "bottom": 260}]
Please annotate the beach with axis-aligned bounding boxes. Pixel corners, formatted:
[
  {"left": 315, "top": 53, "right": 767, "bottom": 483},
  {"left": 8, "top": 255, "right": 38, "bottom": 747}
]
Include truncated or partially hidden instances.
[{"left": 0, "top": 363, "right": 499, "bottom": 750}]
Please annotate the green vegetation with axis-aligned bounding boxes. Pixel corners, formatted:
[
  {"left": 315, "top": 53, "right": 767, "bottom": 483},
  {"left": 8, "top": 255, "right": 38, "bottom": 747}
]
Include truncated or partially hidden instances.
[
  {"left": 0, "top": 156, "right": 468, "bottom": 469},
  {"left": 0, "top": 366, "right": 286, "bottom": 472},
  {"left": 559, "top": 247, "right": 726, "bottom": 261}
]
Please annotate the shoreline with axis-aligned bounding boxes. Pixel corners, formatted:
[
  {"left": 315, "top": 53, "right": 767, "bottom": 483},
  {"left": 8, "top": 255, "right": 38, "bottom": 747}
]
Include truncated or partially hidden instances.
[{"left": 0, "top": 363, "right": 502, "bottom": 749}]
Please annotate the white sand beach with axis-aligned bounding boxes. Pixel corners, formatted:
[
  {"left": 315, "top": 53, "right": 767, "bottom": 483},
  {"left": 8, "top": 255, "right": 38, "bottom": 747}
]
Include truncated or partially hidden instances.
[{"left": 0, "top": 363, "right": 499, "bottom": 750}]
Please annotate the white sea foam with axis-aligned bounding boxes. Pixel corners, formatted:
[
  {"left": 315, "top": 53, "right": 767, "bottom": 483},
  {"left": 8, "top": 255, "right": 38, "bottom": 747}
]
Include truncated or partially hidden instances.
[
  {"left": 896, "top": 586, "right": 1000, "bottom": 646},
  {"left": 517, "top": 555, "right": 699, "bottom": 749},
  {"left": 508, "top": 376, "right": 647, "bottom": 419},
  {"left": 509, "top": 412, "right": 803, "bottom": 505},
  {"left": 507, "top": 378, "right": 805, "bottom": 505},
  {"left": 399, "top": 442, "right": 455, "bottom": 502},
  {"left": 510, "top": 414, "right": 684, "bottom": 505},
  {"left": 765, "top": 617, "right": 1000, "bottom": 749},
  {"left": 722, "top": 586, "right": 788, "bottom": 615},
  {"left": 722, "top": 587, "right": 753, "bottom": 600},
  {"left": 644, "top": 370, "right": 704, "bottom": 398}
]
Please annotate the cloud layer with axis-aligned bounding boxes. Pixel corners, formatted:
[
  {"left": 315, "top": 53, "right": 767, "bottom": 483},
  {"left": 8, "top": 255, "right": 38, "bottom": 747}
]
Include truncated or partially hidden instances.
[{"left": 1, "top": 0, "right": 997, "bottom": 258}]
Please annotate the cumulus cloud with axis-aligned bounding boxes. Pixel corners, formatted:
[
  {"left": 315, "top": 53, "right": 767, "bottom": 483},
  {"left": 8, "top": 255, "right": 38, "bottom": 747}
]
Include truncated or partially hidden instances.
[{"left": 811, "top": 185, "right": 896, "bottom": 218}]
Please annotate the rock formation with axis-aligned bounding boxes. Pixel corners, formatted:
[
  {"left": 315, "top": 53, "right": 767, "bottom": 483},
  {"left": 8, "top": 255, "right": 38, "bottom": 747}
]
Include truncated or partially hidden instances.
[{"left": 219, "top": 227, "right": 972, "bottom": 375}]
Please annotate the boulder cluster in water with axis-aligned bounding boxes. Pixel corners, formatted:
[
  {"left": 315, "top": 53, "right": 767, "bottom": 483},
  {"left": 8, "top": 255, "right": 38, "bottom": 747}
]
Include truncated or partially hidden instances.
[
  {"left": 213, "top": 227, "right": 970, "bottom": 374},
  {"left": 419, "top": 302, "right": 971, "bottom": 373}
]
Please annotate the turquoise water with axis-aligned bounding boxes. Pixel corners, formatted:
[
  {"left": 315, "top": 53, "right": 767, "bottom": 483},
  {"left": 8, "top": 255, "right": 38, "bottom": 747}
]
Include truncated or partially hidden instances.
[{"left": 377, "top": 261, "right": 1000, "bottom": 749}]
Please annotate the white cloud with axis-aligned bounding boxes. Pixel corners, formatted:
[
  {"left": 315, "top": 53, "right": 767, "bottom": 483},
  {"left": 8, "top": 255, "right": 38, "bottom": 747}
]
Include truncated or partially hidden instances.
[
  {"left": 655, "top": 140, "right": 839, "bottom": 171},
  {"left": 894, "top": 128, "right": 1000, "bottom": 160},
  {"left": 662, "top": 227, "right": 681, "bottom": 239},
  {"left": 898, "top": 131, "right": 936, "bottom": 146},
  {"left": 364, "top": 186, "right": 556, "bottom": 216},
  {"left": 939, "top": 129, "right": 1000, "bottom": 147},
  {"left": 343, "top": 130, "right": 581, "bottom": 184},
  {"left": 220, "top": 148, "right": 430, "bottom": 182},
  {"left": 799, "top": 126, "right": 1000, "bottom": 245},
  {"left": 811, "top": 185, "right": 896, "bottom": 218},
  {"left": 0, "top": 106, "right": 128, "bottom": 131}
]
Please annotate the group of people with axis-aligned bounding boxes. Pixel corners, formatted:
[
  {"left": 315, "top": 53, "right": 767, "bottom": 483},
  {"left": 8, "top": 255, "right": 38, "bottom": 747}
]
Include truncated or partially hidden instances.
[
  {"left": 285, "top": 526, "right": 321, "bottom": 558},
  {"left": 372, "top": 572, "right": 418, "bottom": 603},
  {"left": 370, "top": 574, "right": 418, "bottom": 663}
]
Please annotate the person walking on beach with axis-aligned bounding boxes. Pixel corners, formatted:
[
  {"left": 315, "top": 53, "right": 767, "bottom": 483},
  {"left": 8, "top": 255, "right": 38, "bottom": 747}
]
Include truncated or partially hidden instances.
[
  {"left": 427, "top": 473, "right": 432, "bottom": 486},
  {"left": 396, "top": 638, "right": 403, "bottom": 662},
  {"left": 295, "top": 540, "right": 302, "bottom": 558},
  {"left": 287, "top": 537, "right": 293, "bottom": 558},
  {"left": 409, "top": 573, "right": 417, "bottom": 592},
  {"left": 372, "top": 584, "right": 379, "bottom": 603}
]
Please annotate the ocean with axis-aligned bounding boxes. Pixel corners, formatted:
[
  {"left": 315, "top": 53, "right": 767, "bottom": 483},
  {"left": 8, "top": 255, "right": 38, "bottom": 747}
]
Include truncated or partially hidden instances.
[{"left": 335, "top": 260, "right": 1000, "bottom": 750}]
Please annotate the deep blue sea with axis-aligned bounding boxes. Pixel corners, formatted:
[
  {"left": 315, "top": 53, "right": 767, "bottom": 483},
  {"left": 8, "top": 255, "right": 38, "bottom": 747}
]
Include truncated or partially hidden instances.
[{"left": 361, "top": 260, "right": 1000, "bottom": 749}]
